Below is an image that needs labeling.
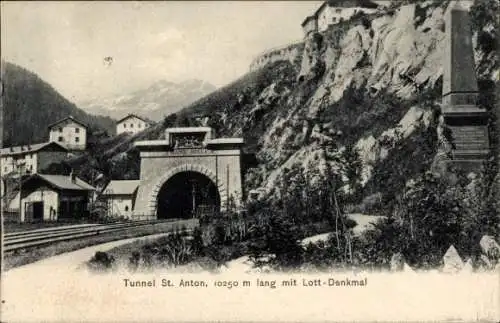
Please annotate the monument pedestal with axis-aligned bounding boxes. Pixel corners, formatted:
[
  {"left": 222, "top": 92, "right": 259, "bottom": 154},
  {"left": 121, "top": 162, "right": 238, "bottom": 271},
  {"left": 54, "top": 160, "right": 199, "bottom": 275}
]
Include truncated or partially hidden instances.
[{"left": 441, "top": 104, "right": 490, "bottom": 173}]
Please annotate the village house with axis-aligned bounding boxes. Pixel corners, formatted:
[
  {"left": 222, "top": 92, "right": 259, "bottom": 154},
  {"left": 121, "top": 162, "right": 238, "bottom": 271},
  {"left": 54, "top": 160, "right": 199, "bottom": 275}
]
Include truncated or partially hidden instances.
[
  {"left": 14, "top": 173, "right": 96, "bottom": 223},
  {"left": 301, "top": 0, "right": 379, "bottom": 36},
  {"left": 116, "top": 114, "right": 152, "bottom": 136},
  {"left": 48, "top": 116, "right": 88, "bottom": 150},
  {"left": 101, "top": 180, "right": 140, "bottom": 219},
  {"left": 0, "top": 141, "right": 68, "bottom": 178}
]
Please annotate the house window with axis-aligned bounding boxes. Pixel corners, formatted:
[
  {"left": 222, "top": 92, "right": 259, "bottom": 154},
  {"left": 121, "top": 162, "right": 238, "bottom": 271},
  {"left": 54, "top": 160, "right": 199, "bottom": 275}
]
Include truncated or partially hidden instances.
[
  {"left": 58, "top": 136, "right": 64, "bottom": 142},
  {"left": 123, "top": 124, "right": 127, "bottom": 128},
  {"left": 130, "top": 123, "right": 134, "bottom": 128},
  {"left": 335, "top": 8, "right": 341, "bottom": 13},
  {"left": 59, "top": 127, "right": 63, "bottom": 132},
  {"left": 125, "top": 205, "right": 129, "bottom": 212},
  {"left": 75, "top": 137, "right": 80, "bottom": 143},
  {"left": 75, "top": 128, "right": 80, "bottom": 133}
]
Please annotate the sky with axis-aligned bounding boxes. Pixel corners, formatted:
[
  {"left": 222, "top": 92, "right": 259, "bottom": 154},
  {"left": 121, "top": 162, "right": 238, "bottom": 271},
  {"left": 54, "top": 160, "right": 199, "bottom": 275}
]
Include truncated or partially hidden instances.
[{"left": 1, "top": 1, "right": 322, "bottom": 104}]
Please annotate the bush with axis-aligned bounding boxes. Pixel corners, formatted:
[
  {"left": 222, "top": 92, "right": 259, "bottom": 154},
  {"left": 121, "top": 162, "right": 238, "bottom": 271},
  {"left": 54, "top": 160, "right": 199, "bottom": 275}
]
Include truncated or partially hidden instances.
[
  {"left": 248, "top": 212, "right": 304, "bottom": 271},
  {"left": 354, "top": 167, "right": 500, "bottom": 269},
  {"left": 125, "top": 232, "right": 196, "bottom": 270},
  {"left": 128, "top": 251, "right": 141, "bottom": 271},
  {"left": 87, "top": 251, "right": 115, "bottom": 272},
  {"left": 156, "top": 232, "right": 194, "bottom": 267}
]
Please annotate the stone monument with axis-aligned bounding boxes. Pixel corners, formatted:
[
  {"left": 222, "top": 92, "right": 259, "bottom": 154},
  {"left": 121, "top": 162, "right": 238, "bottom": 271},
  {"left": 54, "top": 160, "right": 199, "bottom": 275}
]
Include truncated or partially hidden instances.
[{"left": 439, "top": 1, "right": 490, "bottom": 172}]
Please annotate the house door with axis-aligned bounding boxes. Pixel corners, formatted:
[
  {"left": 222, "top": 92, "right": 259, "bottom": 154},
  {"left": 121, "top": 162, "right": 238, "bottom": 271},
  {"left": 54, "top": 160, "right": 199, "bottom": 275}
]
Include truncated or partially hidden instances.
[
  {"left": 32, "top": 202, "right": 44, "bottom": 221},
  {"left": 25, "top": 203, "right": 34, "bottom": 222}
]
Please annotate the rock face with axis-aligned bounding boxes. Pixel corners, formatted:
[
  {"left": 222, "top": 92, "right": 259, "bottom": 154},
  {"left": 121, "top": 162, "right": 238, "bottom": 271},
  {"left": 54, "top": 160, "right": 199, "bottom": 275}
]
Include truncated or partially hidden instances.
[
  {"left": 480, "top": 235, "right": 500, "bottom": 264},
  {"left": 181, "top": 0, "right": 497, "bottom": 202},
  {"left": 442, "top": 245, "right": 464, "bottom": 273},
  {"left": 403, "top": 262, "right": 415, "bottom": 273},
  {"left": 390, "top": 252, "right": 405, "bottom": 271},
  {"left": 462, "top": 258, "right": 474, "bottom": 273}
]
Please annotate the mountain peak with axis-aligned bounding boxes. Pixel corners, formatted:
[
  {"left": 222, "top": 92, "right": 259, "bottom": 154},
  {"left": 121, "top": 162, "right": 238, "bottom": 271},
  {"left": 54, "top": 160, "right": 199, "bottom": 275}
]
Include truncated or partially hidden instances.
[{"left": 81, "top": 79, "right": 217, "bottom": 121}]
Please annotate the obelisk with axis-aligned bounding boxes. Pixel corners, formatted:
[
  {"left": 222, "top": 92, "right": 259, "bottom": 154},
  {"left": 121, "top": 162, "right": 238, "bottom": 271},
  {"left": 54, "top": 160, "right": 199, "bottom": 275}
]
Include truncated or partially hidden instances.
[{"left": 440, "top": 1, "right": 490, "bottom": 172}]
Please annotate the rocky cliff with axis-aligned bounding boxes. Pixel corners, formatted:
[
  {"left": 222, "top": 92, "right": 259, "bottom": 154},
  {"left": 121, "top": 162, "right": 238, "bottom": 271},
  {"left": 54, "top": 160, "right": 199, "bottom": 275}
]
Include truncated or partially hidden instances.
[{"left": 172, "top": 0, "right": 498, "bottom": 204}]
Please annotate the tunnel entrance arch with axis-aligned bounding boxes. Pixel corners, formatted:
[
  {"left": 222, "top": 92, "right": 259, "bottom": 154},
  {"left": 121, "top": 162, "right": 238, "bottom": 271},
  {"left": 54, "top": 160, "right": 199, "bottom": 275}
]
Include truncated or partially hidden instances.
[
  {"left": 156, "top": 171, "right": 221, "bottom": 219},
  {"left": 132, "top": 127, "right": 244, "bottom": 220}
]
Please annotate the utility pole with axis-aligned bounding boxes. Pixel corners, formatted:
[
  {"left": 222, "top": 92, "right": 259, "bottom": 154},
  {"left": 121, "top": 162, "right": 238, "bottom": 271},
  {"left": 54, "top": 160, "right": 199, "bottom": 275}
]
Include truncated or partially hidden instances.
[
  {"left": 106, "top": 188, "right": 114, "bottom": 218},
  {"left": 191, "top": 179, "right": 196, "bottom": 218},
  {"left": 16, "top": 160, "right": 26, "bottom": 223},
  {"left": 226, "top": 164, "right": 230, "bottom": 210}
]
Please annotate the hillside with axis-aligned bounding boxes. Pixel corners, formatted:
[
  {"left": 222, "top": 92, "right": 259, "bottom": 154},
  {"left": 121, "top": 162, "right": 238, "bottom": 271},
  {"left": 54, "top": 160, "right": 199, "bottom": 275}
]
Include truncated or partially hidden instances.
[
  {"left": 79, "top": 79, "right": 216, "bottom": 122},
  {"left": 1, "top": 61, "right": 116, "bottom": 147},
  {"left": 174, "top": 0, "right": 498, "bottom": 204}
]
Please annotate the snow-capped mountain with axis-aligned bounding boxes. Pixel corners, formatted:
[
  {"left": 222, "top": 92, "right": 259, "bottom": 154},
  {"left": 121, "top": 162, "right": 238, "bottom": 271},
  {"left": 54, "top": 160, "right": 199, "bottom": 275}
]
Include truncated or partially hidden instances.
[{"left": 79, "top": 79, "right": 216, "bottom": 121}]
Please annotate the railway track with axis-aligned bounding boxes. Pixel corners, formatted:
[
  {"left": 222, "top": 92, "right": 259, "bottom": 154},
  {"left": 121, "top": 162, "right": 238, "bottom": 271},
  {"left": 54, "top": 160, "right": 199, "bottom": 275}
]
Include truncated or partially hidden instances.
[{"left": 3, "top": 219, "right": 198, "bottom": 252}]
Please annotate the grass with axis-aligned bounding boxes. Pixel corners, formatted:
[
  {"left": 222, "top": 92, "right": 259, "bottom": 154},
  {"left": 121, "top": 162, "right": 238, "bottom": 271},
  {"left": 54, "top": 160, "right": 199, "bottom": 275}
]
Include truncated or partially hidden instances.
[
  {"left": 99, "top": 234, "right": 238, "bottom": 273},
  {"left": 93, "top": 235, "right": 192, "bottom": 271},
  {"left": 3, "top": 220, "right": 197, "bottom": 271}
]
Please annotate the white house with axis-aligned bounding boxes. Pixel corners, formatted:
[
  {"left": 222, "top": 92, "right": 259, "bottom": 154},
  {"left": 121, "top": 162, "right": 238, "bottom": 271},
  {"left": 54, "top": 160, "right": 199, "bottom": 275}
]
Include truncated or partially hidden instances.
[
  {"left": 10, "top": 173, "right": 95, "bottom": 223},
  {"left": 302, "top": 0, "right": 379, "bottom": 35},
  {"left": 116, "top": 114, "right": 151, "bottom": 136},
  {"left": 48, "top": 116, "right": 88, "bottom": 150},
  {"left": 101, "top": 180, "right": 140, "bottom": 219},
  {"left": 0, "top": 141, "right": 68, "bottom": 178}
]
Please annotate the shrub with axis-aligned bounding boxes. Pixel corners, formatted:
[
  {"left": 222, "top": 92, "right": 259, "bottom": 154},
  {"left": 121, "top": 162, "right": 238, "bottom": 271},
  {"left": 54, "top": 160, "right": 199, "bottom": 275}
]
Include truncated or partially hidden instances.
[
  {"left": 128, "top": 251, "right": 141, "bottom": 271},
  {"left": 355, "top": 167, "right": 500, "bottom": 269},
  {"left": 248, "top": 212, "right": 304, "bottom": 271},
  {"left": 87, "top": 251, "right": 115, "bottom": 272},
  {"left": 156, "top": 232, "right": 194, "bottom": 267}
]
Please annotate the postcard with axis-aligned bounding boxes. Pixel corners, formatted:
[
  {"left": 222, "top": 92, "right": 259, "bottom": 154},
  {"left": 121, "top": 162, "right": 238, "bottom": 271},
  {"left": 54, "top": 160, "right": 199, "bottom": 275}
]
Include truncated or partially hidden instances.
[{"left": 1, "top": 1, "right": 499, "bottom": 322}]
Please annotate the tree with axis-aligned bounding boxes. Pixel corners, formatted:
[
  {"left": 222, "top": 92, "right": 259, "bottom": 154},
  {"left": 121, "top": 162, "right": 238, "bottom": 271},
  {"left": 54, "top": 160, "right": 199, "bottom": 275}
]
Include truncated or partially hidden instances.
[
  {"left": 248, "top": 208, "right": 304, "bottom": 271},
  {"left": 341, "top": 144, "right": 363, "bottom": 201}
]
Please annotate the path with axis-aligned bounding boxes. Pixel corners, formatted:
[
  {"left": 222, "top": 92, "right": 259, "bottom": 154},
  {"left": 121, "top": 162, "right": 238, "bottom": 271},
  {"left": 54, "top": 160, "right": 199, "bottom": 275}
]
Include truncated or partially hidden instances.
[{"left": 1, "top": 232, "right": 171, "bottom": 321}]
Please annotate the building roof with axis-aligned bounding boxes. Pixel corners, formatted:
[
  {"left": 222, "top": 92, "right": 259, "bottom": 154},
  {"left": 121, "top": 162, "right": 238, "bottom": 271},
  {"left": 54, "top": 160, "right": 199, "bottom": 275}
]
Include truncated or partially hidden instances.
[
  {"left": 306, "top": 0, "right": 379, "bottom": 23},
  {"left": 301, "top": 15, "right": 317, "bottom": 27},
  {"left": 165, "top": 127, "right": 213, "bottom": 134},
  {"left": 23, "top": 173, "right": 96, "bottom": 191},
  {"left": 102, "top": 180, "right": 140, "bottom": 195},
  {"left": 0, "top": 141, "right": 68, "bottom": 157},
  {"left": 116, "top": 114, "right": 153, "bottom": 125},
  {"left": 47, "top": 116, "right": 88, "bottom": 130}
]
